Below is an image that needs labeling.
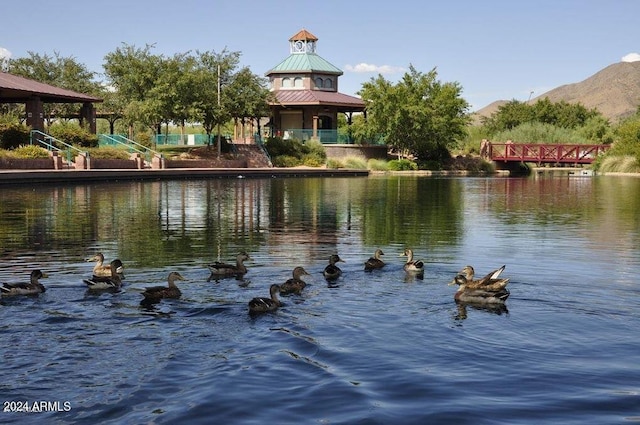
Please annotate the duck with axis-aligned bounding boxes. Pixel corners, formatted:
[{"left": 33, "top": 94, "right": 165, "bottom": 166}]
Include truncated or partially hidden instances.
[
  {"left": 87, "top": 253, "right": 125, "bottom": 279},
  {"left": 140, "top": 272, "right": 187, "bottom": 305},
  {"left": 280, "top": 266, "right": 310, "bottom": 295},
  {"left": 450, "top": 274, "right": 510, "bottom": 304},
  {"left": 323, "top": 254, "right": 345, "bottom": 280},
  {"left": 401, "top": 249, "right": 424, "bottom": 275},
  {"left": 1, "top": 270, "right": 48, "bottom": 296},
  {"left": 364, "top": 249, "right": 385, "bottom": 271},
  {"left": 83, "top": 260, "right": 124, "bottom": 291},
  {"left": 449, "top": 265, "right": 509, "bottom": 291},
  {"left": 248, "top": 284, "right": 281, "bottom": 315},
  {"left": 207, "top": 252, "right": 250, "bottom": 280}
]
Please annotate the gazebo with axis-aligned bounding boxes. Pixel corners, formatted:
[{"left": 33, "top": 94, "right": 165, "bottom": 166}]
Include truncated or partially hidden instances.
[
  {"left": 265, "top": 29, "right": 365, "bottom": 143},
  {"left": 0, "top": 72, "right": 102, "bottom": 133}
]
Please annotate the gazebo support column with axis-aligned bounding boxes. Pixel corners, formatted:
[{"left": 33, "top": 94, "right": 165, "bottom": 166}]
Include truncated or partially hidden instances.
[
  {"left": 80, "top": 102, "right": 97, "bottom": 133},
  {"left": 25, "top": 97, "right": 45, "bottom": 133}
]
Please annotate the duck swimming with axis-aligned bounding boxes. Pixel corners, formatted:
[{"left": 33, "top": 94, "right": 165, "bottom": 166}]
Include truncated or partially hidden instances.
[
  {"left": 83, "top": 260, "right": 124, "bottom": 291},
  {"left": 87, "top": 253, "right": 125, "bottom": 279},
  {"left": 401, "top": 249, "right": 424, "bottom": 275},
  {"left": 323, "top": 254, "right": 344, "bottom": 280},
  {"left": 450, "top": 274, "right": 510, "bottom": 305},
  {"left": 140, "top": 272, "right": 187, "bottom": 305},
  {"left": 248, "top": 284, "right": 281, "bottom": 315},
  {"left": 364, "top": 249, "right": 385, "bottom": 271},
  {"left": 280, "top": 266, "right": 310, "bottom": 295},
  {"left": 1, "top": 270, "right": 48, "bottom": 296},
  {"left": 207, "top": 252, "right": 250, "bottom": 280},
  {"left": 450, "top": 265, "right": 509, "bottom": 291}
]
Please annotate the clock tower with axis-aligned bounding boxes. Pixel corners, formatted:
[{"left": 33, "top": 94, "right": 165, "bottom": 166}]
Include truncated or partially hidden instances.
[{"left": 289, "top": 29, "right": 317, "bottom": 54}]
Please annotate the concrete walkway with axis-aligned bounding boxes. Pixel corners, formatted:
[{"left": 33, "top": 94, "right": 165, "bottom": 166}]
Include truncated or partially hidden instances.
[{"left": 0, "top": 167, "right": 369, "bottom": 185}]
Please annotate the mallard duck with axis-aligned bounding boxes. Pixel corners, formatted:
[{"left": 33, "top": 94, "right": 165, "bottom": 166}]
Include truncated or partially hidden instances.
[
  {"left": 323, "top": 254, "right": 345, "bottom": 280},
  {"left": 401, "top": 249, "right": 424, "bottom": 275},
  {"left": 280, "top": 266, "right": 310, "bottom": 295},
  {"left": 449, "top": 265, "right": 509, "bottom": 291},
  {"left": 140, "top": 272, "right": 187, "bottom": 305},
  {"left": 83, "top": 260, "right": 124, "bottom": 291},
  {"left": 364, "top": 249, "right": 385, "bottom": 271},
  {"left": 1, "top": 270, "right": 48, "bottom": 296},
  {"left": 248, "top": 284, "right": 281, "bottom": 315},
  {"left": 207, "top": 252, "right": 250, "bottom": 280},
  {"left": 451, "top": 274, "right": 510, "bottom": 304},
  {"left": 87, "top": 253, "right": 125, "bottom": 279}
]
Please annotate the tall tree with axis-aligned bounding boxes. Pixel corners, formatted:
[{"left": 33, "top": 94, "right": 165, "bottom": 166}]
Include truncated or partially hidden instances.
[
  {"left": 225, "top": 67, "right": 273, "bottom": 141},
  {"left": 358, "top": 65, "right": 470, "bottom": 162},
  {"left": 192, "top": 49, "right": 240, "bottom": 147},
  {"left": 103, "top": 44, "right": 164, "bottom": 138}
]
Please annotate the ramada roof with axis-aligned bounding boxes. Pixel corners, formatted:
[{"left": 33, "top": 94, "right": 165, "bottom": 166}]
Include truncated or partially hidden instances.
[
  {"left": 0, "top": 72, "right": 102, "bottom": 103},
  {"left": 274, "top": 90, "right": 365, "bottom": 110},
  {"left": 266, "top": 53, "right": 342, "bottom": 76}
]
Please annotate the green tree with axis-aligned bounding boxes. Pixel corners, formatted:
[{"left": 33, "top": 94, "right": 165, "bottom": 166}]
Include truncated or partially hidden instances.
[
  {"left": 192, "top": 50, "right": 240, "bottom": 147},
  {"left": 103, "top": 43, "right": 165, "bottom": 138},
  {"left": 481, "top": 100, "right": 534, "bottom": 133},
  {"left": 358, "top": 65, "right": 470, "bottom": 162},
  {"left": 225, "top": 67, "right": 273, "bottom": 141}
]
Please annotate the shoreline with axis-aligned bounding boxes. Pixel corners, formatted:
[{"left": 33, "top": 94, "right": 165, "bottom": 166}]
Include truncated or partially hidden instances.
[
  {"left": 0, "top": 167, "right": 636, "bottom": 185},
  {"left": 0, "top": 167, "right": 369, "bottom": 185}
]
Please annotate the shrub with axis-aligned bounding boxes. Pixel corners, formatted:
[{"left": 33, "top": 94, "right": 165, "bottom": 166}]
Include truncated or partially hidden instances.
[
  {"left": 302, "top": 152, "right": 325, "bottom": 167},
  {"left": 272, "top": 155, "right": 301, "bottom": 167},
  {"left": 343, "top": 156, "right": 368, "bottom": 169},
  {"left": 11, "top": 145, "right": 51, "bottom": 159},
  {"left": 48, "top": 122, "right": 99, "bottom": 148},
  {"left": 388, "top": 159, "right": 418, "bottom": 171},
  {"left": 85, "top": 147, "right": 131, "bottom": 160},
  {"left": 0, "top": 122, "right": 30, "bottom": 149},
  {"left": 326, "top": 158, "right": 343, "bottom": 169},
  {"left": 367, "top": 159, "right": 389, "bottom": 171}
]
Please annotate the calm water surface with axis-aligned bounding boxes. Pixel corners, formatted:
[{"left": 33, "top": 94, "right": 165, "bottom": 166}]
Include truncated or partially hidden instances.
[{"left": 1, "top": 174, "right": 639, "bottom": 424}]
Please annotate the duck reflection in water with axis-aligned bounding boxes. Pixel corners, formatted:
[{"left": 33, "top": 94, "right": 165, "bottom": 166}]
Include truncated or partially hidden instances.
[{"left": 455, "top": 302, "right": 509, "bottom": 320}]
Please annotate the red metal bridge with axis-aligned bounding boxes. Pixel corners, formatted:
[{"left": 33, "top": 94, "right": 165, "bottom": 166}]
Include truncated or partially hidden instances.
[{"left": 482, "top": 142, "right": 611, "bottom": 166}]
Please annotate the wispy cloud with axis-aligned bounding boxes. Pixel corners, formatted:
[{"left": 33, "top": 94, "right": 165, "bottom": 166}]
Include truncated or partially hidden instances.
[
  {"left": 344, "top": 63, "right": 405, "bottom": 74},
  {"left": 621, "top": 52, "right": 640, "bottom": 62},
  {"left": 0, "top": 47, "right": 12, "bottom": 60}
]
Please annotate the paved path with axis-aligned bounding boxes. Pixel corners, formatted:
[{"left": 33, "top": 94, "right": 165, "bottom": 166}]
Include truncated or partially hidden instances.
[{"left": 0, "top": 167, "right": 369, "bottom": 185}]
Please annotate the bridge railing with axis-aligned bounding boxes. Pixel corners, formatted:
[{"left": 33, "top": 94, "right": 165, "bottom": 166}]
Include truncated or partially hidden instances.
[{"left": 485, "top": 142, "right": 611, "bottom": 165}]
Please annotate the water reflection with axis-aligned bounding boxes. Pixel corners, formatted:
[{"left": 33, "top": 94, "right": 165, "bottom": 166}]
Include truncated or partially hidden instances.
[{"left": 0, "top": 177, "right": 469, "bottom": 267}]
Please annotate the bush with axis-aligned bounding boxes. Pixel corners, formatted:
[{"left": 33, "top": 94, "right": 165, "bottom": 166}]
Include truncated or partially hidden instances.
[
  {"left": 367, "top": 159, "right": 389, "bottom": 171},
  {"left": 265, "top": 136, "right": 327, "bottom": 167},
  {"left": 302, "top": 152, "right": 325, "bottom": 167},
  {"left": 272, "top": 155, "right": 301, "bottom": 167},
  {"left": 343, "top": 156, "right": 368, "bottom": 169},
  {"left": 48, "top": 122, "right": 99, "bottom": 148},
  {"left": 85, "top": 147, "right": 131, "bottom": 160},
  {"left": 0, "top": 122, "right": 30, "bottom": 149},
  {"left": 388, "top": 159, "right": 418, "bottom": 171},
  {"left": 11, "top": 145, "right": 51, "bottom": 159},
  {"left": 326, "top": 158, "right": 343, "bottom": 169}
]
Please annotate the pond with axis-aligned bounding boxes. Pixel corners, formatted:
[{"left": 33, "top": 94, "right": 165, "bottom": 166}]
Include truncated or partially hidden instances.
[{"left": 1, "top": 174, "right": 639, "bottom": 424}]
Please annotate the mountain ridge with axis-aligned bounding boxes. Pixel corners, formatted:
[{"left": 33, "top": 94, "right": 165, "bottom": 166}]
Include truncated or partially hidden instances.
[{"left": 474, "top": 61, "right": 640, "bottom": 123}]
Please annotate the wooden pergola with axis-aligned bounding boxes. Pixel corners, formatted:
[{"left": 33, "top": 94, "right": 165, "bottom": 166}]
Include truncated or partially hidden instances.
[{"left": 0, "top": 72, "right": 102, "bottom": 133}]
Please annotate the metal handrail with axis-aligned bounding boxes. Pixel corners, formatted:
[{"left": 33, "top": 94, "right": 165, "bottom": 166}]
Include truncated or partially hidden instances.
[
  {"left": 30, "top": 130, "right": 88, "bottom": 165},
  {"left": 99, "top": 134, "right": 163, "bottom": 164}
]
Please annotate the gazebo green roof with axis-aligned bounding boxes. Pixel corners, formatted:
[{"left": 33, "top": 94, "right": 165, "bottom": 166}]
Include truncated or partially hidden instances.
[{"left": 266, "top": 53, "right": 343, "bottom": 76}]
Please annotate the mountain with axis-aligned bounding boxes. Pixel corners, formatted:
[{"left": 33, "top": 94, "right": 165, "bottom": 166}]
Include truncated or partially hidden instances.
[{"left": 474, "top": 61, "right": 640, "bottom": 122}]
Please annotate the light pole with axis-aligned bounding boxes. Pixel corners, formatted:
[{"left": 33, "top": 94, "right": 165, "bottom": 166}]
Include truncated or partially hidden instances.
[{"left": 527, "top": 90, "right": 534, "bottom": 104}]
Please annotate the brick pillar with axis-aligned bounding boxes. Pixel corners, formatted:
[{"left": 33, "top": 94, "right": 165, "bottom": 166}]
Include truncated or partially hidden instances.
[
  {"left": 80, "top": 102, "right": 97, "bottom": 133},
  {"left": 25, "top": 97, "right": 45, "bottom": 132}
]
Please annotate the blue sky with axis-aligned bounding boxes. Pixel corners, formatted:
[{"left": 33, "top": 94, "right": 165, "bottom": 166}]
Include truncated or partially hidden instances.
[{"left": 1, "top": 0, "right": 639, "bottom": 111}]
